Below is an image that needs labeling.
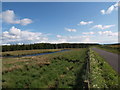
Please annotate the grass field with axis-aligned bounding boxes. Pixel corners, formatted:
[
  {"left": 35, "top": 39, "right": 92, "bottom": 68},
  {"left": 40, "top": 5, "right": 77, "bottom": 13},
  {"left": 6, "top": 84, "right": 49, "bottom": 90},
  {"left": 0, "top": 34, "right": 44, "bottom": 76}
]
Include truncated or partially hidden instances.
[
  {"left": 2, "top": 47, "right": 119, "bottom": 88},
  {"left": 97, "top": 45, "right": 120, "bottom": 54},
  {"left": 2, "top": 48, "right": 88, "bottom": 88},
  {"left": 2, "top": 49, "right": 63, "bottom": 57}
]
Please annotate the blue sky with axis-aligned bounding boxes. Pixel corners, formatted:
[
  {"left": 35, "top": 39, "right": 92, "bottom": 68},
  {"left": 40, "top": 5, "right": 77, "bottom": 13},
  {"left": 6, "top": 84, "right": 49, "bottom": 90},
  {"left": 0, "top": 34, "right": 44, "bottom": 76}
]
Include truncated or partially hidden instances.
[{"left": 1, "top": 2, "right": 118, "bottom": 44}]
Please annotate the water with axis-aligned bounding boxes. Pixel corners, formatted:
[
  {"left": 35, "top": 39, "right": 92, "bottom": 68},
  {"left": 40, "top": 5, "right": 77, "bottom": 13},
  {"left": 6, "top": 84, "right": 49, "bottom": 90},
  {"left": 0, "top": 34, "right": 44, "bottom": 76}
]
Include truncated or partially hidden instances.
[{"left": 3, "top": 49, "right": 70, "bottom": 58}]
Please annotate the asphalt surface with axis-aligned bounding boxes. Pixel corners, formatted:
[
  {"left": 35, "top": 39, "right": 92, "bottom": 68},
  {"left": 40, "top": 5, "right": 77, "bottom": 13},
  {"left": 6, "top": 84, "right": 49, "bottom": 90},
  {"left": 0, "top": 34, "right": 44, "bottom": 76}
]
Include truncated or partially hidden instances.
[{"left": 92, "top": 47, "right": 120, "bottom": 74}]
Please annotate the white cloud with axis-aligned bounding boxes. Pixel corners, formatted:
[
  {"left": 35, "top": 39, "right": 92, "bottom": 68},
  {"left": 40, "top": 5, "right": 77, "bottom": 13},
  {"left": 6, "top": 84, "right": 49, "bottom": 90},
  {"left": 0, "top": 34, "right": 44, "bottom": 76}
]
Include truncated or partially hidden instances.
[
  {"left": 78, "top": 21, "right": 93, "bottom": 25},
  {"left": 9, "top": 26, "right": 21, "bottom": 35},
  {"left": 48, "top": 33, "right": 118, "bottom": 44},
  {"left": 98, "top": 31, "right": 118, "bottom": 36},
  {"left": 91, "top": 24, "right": 115, "bottom": 30},
  {"left": 0, "top": 10, "right": 32, "bottom": 25},
  {"left": 100, "top": 10, "right": 105, "bottom": 15},
  {"left": 49, "top": 39, "right": 67, "bottom": 44},
  {"left": 65, "top": 28, "right": 77, "bottom": 32},
  {"left": 2, "top": 26, "right": 48, "bottom": 44},
  {"left": 94, "top": 31, "right": 118, "bottom": 44},
  {"left": 82, "top": 32, "right": 95, "bottom": 35},
  {"left": 19, "top": 18, "right": 32, "bottom": 26},
  {"left": 56, "top": 35, "right": 62, "bottom": 38},
  {"left": 2, "top": 26, "right": 118, "bottom": 45},
  {"left": 100, "top": 2, "right": 119, "bottom": 15},
  {"left": 54, "top": 32, "right": 118, "bottom": 44},
  {"left": 55, "top": 34, "right": 96, "bottom": 43}
]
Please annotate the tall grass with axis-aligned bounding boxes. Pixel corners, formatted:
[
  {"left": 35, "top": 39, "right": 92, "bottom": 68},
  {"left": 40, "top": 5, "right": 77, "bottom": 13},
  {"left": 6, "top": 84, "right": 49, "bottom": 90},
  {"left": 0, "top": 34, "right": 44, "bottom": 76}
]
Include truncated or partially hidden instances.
[{"left": 2, "top": 48, "right": 88, "bottom": 88}]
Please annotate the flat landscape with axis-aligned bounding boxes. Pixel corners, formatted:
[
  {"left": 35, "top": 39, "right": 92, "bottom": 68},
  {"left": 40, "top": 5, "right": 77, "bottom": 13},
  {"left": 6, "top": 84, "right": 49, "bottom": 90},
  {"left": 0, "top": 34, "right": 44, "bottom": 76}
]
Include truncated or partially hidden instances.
[
  {"left": 2, "top": 44, "right": 120, "bottom": 88},
  {"left": 2, "top": 48, "right": 88, "bottom": 88},
  {"left": 1, "top": 2, "right": 119, "bottom": 89}
]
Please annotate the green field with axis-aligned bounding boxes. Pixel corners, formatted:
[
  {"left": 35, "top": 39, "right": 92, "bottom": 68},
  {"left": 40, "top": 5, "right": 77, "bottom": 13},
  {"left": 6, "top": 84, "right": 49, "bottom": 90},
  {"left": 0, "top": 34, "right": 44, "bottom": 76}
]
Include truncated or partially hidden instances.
[
  {"left": 2, "top": 48, "right": 88, "bottom": 88},
  {"left": 2, "top": 48, "right": 120, "bottom": 88},
  {"left": 97, "top": 45, "right": 120, "bottom": 54}
]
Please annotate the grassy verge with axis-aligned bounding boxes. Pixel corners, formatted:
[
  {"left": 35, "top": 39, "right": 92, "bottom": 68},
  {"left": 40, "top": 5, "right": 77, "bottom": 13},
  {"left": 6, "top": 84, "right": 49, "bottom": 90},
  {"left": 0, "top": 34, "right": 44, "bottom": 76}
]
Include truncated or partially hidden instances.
[
  {"left": 96, "top": 46, "right": 120, "bottom": 54},
  {"left": 2, "top": 49, "right": 63, "bottom": 57},
  {"left": 2, "top": 48, "right": 88, "bottom": 88},
  {"left": 89, "top": 48, "right": 120, "bottom": 88}
]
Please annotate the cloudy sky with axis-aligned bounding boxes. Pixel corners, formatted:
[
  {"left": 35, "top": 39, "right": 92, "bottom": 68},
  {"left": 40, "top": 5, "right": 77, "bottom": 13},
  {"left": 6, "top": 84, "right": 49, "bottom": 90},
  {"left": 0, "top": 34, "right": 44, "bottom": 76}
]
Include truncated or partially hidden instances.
[{"left": 1, "top": 2, "right": 119, "bottom": 45}]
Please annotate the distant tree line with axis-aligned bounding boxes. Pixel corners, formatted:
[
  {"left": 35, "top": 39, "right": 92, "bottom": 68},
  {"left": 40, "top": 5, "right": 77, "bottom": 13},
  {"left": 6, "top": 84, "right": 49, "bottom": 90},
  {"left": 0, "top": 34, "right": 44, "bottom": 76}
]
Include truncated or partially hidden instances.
[
  {"left": 103, "top": 43, "right": 120, "bottom": 45},
  {"left": 100, "top": 43, "right": 120, "bottom": 51},
  {"left": 2, "top": 43, "right": 99, "bottom": 52}
]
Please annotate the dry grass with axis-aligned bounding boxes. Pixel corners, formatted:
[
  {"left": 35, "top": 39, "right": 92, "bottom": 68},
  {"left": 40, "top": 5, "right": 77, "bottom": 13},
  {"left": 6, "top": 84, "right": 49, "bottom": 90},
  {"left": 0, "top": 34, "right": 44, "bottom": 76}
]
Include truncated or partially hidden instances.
[
  {"left": 109, "top": 45, "right": 120, "bottom": 48},
  {"left": 3, "top": 65, "right": 23, "bottom": 73},
  {"left": 2, "top": 54, "right": 52, "bottom": 73},
  {"left": 2, "top": 49, "right": 62, "bottom": 56}
]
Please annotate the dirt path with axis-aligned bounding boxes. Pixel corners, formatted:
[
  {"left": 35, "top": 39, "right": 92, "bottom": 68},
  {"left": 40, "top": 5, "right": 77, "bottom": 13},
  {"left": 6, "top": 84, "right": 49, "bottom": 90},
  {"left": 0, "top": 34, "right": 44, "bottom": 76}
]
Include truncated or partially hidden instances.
[{"left": 92, "top": 47, "right": 120, "bottom": 74}]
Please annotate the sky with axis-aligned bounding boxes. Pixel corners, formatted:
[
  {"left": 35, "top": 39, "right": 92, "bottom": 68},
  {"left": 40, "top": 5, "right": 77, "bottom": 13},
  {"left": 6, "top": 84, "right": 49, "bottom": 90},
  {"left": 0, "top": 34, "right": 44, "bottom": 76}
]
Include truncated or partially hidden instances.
[
  {"left": 2, "top": 0, "right": 119, "bottom": 2},
  {"left": 1, "top": 2, "right": 119, "bottom": 45}
]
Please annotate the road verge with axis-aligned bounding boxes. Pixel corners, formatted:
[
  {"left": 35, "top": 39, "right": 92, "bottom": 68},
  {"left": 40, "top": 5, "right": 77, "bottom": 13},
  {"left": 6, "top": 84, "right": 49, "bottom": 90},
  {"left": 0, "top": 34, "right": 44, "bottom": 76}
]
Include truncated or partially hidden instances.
[{"left": 89, "top": 48, "right": 120, "bottom": 88}]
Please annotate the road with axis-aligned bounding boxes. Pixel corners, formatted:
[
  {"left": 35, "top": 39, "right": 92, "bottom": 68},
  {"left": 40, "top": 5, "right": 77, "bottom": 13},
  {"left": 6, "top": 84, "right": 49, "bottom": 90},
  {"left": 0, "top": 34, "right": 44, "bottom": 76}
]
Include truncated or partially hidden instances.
[{"left": 92, "top": 47, "right": 120, "bottom": 74}]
